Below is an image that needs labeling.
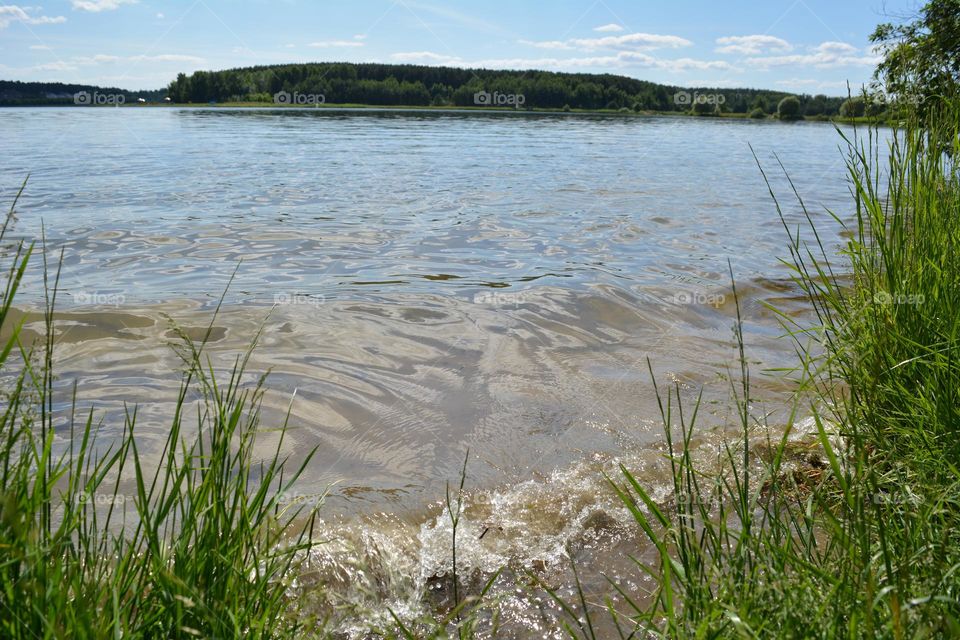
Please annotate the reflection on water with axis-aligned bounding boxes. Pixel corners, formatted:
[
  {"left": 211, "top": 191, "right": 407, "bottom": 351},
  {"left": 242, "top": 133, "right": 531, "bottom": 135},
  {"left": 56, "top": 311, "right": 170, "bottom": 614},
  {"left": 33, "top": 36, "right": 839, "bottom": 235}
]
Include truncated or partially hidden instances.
[{"left": 1, "top": 107, "right": 881, "bottom": 635}]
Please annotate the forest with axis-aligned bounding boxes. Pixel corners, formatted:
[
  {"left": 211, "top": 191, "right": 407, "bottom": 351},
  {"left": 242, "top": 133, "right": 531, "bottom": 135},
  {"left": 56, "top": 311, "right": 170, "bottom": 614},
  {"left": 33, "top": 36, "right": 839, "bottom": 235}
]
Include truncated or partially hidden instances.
[
  {"left": 0, "top": 80, "right": 166, "bottom": 106},
  {"left": 163, "top": 62, "right": 845, "bottom": 115}
]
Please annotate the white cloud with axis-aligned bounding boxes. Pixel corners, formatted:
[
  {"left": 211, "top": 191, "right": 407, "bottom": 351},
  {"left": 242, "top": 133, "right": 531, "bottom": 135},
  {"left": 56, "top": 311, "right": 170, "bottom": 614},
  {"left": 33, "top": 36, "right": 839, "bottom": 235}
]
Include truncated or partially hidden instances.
[
  {"left": 129, "top": 54, "right": 204, "bottom": 63},
  {"left": 72, "top": 53, "right": 121, "bottom": 64},
  {"left": 775, "top": 78, "right": 851, "bottom": 91},
  {"left": 593, "top": 23, "right": 624, "bottom": 33},
  {"left": 29, "top": 44, "right": 51, "bottom": 50},
  {"left": 746, "top": 42, "right": 879, "bottom": 69},
  {"left": 391, "top": 51, "right": 458, "bottom": 64},
  {"left": 676, "top": 78, "right": 742, "bottom": 88},
  {"left": 34, "top": 61, "right": 77, "bottom": 71},
  {"left": 716, "top": 35, "right": 791, "bottom": 55},
  {"left": 522, "top": 32, "right": 692, "bottom": 52},
  {"left": 156, "top": 12, "right": 163, "bottom": 19},
  {"left": 0, "top": 5, "right": 66, "bottom": 28},
  {"left": 308, "top": 40, "right": 365, "bottom": 48},
  {"left": 813, "top": 41, "right": 858, "bottom": 54},
  {"left": 71, "top": 0, "right": 137, "bottom": 12},
  {"left": 391, "top": 49, "right": 733, "bottom": 73},
  {"left": 775, "top": 78, "right": 819, "bottom": 86},
  {"left": 54, "top": 52, "right": 204, "bottom": 67},
  {"left": 519, "top": 40, "right": 569, "bottom": 50}
]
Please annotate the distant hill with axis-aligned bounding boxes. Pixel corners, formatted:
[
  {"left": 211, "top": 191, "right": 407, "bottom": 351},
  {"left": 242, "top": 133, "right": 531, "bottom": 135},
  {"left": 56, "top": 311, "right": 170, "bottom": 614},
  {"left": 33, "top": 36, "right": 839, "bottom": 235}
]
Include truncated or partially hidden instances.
[
  {"left": 0, "top": 81, "right": 167, "bottom": 106},
  {"left": 1, "top": 65, "right": 847, "bottom": 116},
  {"left": 165, "top": 62, "right": 845, "bottom": 115}
]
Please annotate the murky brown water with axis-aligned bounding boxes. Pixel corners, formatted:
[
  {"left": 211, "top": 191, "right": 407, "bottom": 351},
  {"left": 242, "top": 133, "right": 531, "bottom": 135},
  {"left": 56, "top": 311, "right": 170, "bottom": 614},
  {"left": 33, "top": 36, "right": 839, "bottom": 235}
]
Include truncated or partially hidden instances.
[{"left": 1, "top": 107, "right": 882, "bottom": 635}]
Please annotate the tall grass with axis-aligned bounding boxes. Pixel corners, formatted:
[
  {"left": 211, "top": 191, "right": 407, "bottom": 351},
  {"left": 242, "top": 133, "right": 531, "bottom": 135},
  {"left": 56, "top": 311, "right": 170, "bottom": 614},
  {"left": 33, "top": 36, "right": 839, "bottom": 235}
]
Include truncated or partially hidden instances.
[
  {"left": 0, "top": 180, "right": 320, "bottom": 639},
  {"left": 581, "top": 109, "right": 960, "bottom": 637}
]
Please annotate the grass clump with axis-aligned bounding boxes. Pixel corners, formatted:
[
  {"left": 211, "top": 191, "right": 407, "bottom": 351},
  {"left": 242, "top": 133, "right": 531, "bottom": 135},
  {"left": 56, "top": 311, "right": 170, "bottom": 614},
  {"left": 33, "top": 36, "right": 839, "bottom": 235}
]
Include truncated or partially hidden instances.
[
  {"left": 568, "top": 108, "right": 960, "bottom": 637},
  {"left": 0, "top": 180, "right": 320, "bottom": 639}
]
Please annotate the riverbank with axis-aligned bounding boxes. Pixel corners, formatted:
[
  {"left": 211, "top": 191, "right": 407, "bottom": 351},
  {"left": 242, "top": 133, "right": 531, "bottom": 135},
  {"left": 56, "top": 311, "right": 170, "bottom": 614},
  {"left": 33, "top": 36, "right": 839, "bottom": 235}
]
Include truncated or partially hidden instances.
[{"left": 4, "top": 99, "right": 886, "bottom": 125}]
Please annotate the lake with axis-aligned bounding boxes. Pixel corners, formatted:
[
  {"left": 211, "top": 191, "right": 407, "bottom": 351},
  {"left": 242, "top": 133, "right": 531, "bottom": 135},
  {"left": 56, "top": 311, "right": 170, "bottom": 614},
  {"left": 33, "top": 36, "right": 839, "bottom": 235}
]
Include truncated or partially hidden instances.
[{"left": 0, "top": 106, "right": 874, "bottom": 634}]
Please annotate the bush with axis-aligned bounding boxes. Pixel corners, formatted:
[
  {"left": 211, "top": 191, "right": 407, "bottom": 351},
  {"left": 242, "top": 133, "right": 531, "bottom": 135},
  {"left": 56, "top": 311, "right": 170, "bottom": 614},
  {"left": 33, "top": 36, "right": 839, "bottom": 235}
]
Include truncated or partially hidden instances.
[
  {"left": 839, "top": 96, "right": 866, "bottom": 118},
  {"left": 691, "top": 99, "right": 716, "bottom": 116},
  {"left": 864, "top": 94, "right": 887, "bottom": 117},
  {"left": 749, "top": 107, "right": 766, "bottom": 119},
  {"left": 777, "top": 95, "right": 803, "bottom": 120}
]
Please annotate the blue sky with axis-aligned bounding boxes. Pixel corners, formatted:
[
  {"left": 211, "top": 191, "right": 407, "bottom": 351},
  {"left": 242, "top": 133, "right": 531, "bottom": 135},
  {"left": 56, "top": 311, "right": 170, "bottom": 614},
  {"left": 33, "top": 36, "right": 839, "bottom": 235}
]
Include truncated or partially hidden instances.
[{"left": 1, "top": 0, "right": 913, "bottom": 94}]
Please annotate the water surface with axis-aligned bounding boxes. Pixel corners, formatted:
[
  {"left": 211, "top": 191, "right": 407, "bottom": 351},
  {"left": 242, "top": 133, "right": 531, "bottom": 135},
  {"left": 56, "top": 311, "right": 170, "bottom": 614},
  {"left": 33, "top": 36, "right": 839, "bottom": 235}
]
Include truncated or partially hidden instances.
[{"left": 0, "top": 106, "right": 875, "bottom": 634}]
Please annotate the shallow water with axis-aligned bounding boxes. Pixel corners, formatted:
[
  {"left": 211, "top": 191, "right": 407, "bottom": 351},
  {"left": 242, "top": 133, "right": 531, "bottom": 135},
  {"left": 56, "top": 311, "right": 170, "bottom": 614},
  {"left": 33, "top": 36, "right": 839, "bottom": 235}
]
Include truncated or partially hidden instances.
[{"left": 1, "top": 107, "right": 880, "bottom": 634}]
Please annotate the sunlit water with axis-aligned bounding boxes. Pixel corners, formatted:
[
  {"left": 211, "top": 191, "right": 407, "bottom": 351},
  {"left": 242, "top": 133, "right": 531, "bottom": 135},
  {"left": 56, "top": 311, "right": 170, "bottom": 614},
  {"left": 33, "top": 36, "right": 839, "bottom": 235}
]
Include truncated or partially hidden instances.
[{"left": 1, "top": 107, "right": 881, "bottom": 635}]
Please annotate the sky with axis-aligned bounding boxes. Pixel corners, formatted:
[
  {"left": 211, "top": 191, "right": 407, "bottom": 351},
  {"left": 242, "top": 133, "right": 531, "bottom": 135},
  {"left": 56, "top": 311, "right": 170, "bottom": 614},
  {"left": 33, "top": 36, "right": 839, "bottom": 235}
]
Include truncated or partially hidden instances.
[{"left": 0, "top": 0, "right": 918, "bottom": 95}]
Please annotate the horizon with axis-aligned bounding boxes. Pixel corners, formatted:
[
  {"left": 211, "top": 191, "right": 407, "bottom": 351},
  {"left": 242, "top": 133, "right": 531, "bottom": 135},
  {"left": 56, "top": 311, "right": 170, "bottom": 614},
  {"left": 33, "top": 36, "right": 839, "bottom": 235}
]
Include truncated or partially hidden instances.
[{"left": 0, "top": 1, "right": 914, "bottom": 97}]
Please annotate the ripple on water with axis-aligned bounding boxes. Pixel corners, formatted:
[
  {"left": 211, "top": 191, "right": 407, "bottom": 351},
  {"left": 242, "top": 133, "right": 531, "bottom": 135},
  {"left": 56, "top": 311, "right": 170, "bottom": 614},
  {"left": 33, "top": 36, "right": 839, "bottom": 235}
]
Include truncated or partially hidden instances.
[{"left": 0, "top": 108, "right": 880, "bottom": 636}]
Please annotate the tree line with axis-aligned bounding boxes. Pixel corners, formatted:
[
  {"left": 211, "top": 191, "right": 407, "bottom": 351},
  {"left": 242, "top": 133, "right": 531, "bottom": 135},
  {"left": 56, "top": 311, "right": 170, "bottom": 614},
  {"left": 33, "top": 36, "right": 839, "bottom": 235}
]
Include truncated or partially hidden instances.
[
  {"left": 164, "top": 62, "right": 846, "bottom": 115},
  {"left": 0, "top": 81, "right": 166, "bottom": 106}
]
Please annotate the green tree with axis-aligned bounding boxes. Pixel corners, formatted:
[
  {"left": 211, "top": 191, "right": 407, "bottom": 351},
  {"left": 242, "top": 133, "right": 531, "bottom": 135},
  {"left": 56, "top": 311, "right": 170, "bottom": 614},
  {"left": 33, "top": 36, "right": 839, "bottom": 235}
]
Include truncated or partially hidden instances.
[
  {"left": 804, "top": 94, "right": 828, "bottom": 116},
  {"left": 777, "top": 96, "right": 803, "bottom": 120},
  {"left": 864, "top": 93, "right": 888, "bottom": 117},
  {"left": 871, "top": 0, "right": 960, "bottom": 122},
  {"left": 691, "top": 99, "right": 716, "bottom": 115},
  {"left": 840, "top": 96, "right": 867, "bottom": 118}
]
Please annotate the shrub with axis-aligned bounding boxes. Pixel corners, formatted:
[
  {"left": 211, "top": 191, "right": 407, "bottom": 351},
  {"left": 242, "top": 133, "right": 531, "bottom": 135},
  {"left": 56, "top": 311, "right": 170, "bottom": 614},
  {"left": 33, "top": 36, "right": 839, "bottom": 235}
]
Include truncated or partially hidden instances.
[
  {"left": 839, "top": 96, "right": 866, "bottom": 118},
  {"left": 864, "top": 94, "right": 887, "bottom": 117},
  {"left": 777, "top": 95, "right": 802, "bottom": 120},
  {"left": 749, "top": 107, "right": 766, "bottom": 119},
  {"left": 692, "top": 100, "right": 715, "bottom": 116}
]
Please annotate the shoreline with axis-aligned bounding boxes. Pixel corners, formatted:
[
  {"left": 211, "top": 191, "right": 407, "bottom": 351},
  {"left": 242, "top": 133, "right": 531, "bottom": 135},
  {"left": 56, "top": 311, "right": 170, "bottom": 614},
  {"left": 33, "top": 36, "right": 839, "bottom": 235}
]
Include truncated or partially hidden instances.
[{"left": 0, "top": 100, "right": 885, "bottom": 125}]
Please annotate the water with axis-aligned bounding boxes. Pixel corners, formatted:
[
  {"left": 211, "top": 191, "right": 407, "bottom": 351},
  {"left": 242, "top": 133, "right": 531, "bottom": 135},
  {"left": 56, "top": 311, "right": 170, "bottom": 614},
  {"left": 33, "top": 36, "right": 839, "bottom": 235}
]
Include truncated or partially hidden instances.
[{"left": 0, "top": 107, "right": 876, "bottom": 634}]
